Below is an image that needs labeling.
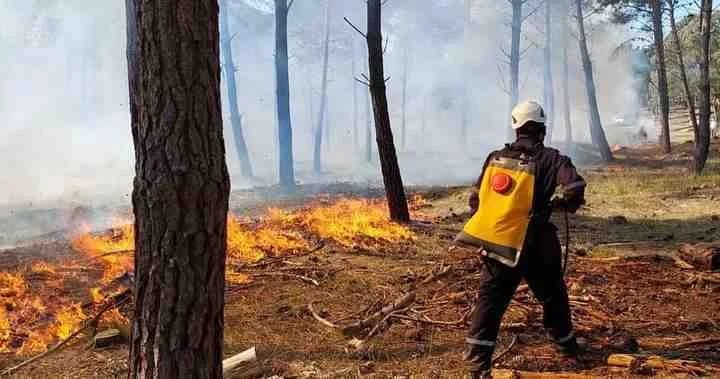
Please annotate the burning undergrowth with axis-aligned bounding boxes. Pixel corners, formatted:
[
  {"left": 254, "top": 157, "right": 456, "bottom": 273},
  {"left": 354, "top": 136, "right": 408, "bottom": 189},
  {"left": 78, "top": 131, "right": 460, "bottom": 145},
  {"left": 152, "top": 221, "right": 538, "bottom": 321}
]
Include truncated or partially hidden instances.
[{"left": 0, "top": 196, "right": 426, "bottom": 356}]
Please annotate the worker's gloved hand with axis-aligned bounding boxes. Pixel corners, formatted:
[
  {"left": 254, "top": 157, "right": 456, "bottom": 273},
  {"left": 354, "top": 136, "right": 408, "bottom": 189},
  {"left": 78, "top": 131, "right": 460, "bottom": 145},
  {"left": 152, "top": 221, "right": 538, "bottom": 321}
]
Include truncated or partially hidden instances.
[{"left": 550, "top": 196, "right": 568, "bottom": 210}]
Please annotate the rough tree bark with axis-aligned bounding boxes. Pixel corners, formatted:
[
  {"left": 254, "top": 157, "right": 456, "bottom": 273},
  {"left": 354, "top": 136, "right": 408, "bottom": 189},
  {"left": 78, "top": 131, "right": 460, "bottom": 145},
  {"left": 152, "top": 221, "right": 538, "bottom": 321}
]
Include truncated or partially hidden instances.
[
  {"left": 694, "top": 0, "right": 712, "bottom": 174},
  {"left": 650, "top": 0, "right": 671, "bottom": 153},
  {"left": 366, "top": 0, "right": 410, "bottom": 222},
  {"left": 275, "top": 0, "right": 295, "bottom": 189},
  {"left": 561, "top": 2, "right": 573, "bottom": 143},
  {"left": 575, "top": 0, "right": 613, "bottom": 161},
  {"left": 667, "top": 0, "right": 698, "bottom": 143},
  {"left": 220, "top": 0, "right": 253, "bottom": 177},
  {"left": 125, "top": 1, "right": 230, "bottom": 378},
  {"left": 543, "top": 0, "right": 555, "bottom": 143},
  {"left": 313, "top": 0, "right": 331, "bottom": 173}
]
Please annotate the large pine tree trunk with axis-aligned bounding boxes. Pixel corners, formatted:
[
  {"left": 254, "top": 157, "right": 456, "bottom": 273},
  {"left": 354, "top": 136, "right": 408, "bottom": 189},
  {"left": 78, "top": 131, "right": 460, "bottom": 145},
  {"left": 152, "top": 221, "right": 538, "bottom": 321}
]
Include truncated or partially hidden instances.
[
  {"left": 313, "top": 0, "right": 331, "bottom": 173},
  {"left": 509, "top": 0, "right": 522, "bottom": 138},
  {"left": 694, "top": 0, "right": 712, "bottom": 174},
  {"left": 543, "top": 0, "right": 555, "bottom": 143},
  {"left": 667, "top": 0, "right": 698, "bottom": 143},
  {"left": 561, "top": 3, "right": 572, "bottom": 143},
  {"left": 125, "top": 1, "right": 230, "bottom": 377},
  {"left": 366, "top": 0, "right": 410, "bottom": 222},
  {"left": 650, "top": 0, "right": 671, "bottom": 153},
  {"left": 220, "top": 0, "right": 253, "bottom": 177},
  {"left": 575, "top": 0, "right": 613, "bottom": 162},
  {"left": 275, "top": 0, "right": 295, "bottom": 189}
]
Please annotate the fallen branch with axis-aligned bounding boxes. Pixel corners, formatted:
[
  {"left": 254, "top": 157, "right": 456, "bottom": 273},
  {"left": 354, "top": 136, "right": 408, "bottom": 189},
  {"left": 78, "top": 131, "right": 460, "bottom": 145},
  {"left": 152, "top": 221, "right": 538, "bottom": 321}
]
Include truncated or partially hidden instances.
[
  {"left": 308, "top": 302, "right": 341, "bottom": 329},
  {"left": 341, "top": 291, "right": 415, "bottom": 336},
  {"left": 1, "top": 290, "right": 131, "bottom": 377},
  {"left": 222, "top": 346, "right": 257, "bottom": 375},
  {"left": 252, "top": 272, "right": 320, "bottom": 286},
  {"left": 672, "top": 337, "right": 720, "bottom": 350}
]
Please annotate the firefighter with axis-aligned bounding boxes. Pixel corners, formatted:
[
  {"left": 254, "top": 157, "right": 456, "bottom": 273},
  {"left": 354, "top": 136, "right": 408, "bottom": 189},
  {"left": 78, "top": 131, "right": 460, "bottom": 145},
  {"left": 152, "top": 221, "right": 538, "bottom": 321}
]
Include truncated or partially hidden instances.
[{"left": 456, "top": 101, "right": 586, "bottom": 378}]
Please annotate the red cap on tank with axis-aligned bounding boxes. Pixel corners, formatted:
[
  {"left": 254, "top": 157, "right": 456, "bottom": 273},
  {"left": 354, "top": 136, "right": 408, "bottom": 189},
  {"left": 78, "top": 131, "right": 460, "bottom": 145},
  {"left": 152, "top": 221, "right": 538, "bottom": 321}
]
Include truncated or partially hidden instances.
[{"left": 491, "top": 173, "right": 512, "bottom": 194}]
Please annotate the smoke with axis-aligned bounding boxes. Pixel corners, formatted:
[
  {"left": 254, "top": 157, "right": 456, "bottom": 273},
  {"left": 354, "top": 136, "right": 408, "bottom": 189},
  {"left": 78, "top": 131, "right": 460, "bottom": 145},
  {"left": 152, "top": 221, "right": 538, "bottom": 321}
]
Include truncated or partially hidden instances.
[{"left": 0, "top": 0, "right": 641, "bottom": 215}]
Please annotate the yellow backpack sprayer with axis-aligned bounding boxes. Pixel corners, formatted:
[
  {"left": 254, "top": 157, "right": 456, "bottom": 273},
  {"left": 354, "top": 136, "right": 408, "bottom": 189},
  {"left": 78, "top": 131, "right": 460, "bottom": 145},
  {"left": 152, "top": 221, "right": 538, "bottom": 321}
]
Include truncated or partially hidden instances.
[
  {"left": 455, "top": 154, "right": 572, "bottom": 271},
  {"left": 455, "top": 155, "right": 536, "bottom": 267}
]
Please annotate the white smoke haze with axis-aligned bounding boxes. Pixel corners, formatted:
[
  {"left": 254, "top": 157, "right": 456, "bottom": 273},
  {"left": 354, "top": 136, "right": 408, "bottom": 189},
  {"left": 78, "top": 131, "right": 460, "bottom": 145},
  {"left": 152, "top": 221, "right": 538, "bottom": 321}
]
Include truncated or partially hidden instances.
[{"left": 0, "top": 0, "right": 642, "bottom": 240}]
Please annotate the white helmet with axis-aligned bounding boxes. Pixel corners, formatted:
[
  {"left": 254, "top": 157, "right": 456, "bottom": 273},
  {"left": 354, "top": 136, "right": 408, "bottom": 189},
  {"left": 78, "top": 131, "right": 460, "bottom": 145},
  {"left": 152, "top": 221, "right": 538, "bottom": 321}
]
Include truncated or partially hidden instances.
[{"left": 511, "top": 101, "right": 546, "bottom": 130}]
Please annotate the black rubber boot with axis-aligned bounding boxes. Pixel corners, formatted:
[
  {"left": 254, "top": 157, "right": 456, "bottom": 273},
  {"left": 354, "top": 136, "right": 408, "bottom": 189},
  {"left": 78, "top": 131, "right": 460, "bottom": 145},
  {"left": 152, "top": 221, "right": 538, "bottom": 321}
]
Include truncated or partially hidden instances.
[
  {"left": 463, "top": 345, "right": 493, "bottom": 379},
  {"left": 554, "top": 335, "right": 581, "bottom": 357}
]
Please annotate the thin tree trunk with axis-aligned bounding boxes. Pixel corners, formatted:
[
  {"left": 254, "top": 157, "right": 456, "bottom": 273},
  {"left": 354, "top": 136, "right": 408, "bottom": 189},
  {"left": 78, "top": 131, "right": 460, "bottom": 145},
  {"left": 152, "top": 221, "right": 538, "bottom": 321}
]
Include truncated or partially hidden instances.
[
  {"left": 461, "top": 0, "right": 472, "bottom": 147},
  {"left": 575, "top": 0, "right": 613, "bottom": 161},
  {"left": 275, "top": 0, "right": 295, "bottom": 189},
  {"left": 667, "top": 0, "right": 698, "bottom": 144},
  {"left": 401, "top": 45, "right": 408, "bottom": 151},
  {"left": 125, "top": 1, "right": 230, "bottom": 377},
  {"left": 510, "top": 0, "right": 522, "bottom": 136},
  {"left": 313, "top": 0, "right": 331, "bottom": 173},
  {"left": 543, "top": 0, "right": 555, "bottom": 143},
  {"left": 650, "top": 0, "right": 671, "bottom": 153},
  {"left": 561, "top": 2, "right": 572, "bottom": 143},
  {"left": 366, "top": 0, "right": 410, "bottom": 222},
  {"left": 352, "top": 39, "right": 359, "bottom": 152},
  {"left": 220, "top": 0, "right": 253, "bottom": 177},
  {"left": 365, "top": 61, "right": 373, "bottom": 163},
  {"left": 694, "top": 0, "right": 712, "bottom": 174}
]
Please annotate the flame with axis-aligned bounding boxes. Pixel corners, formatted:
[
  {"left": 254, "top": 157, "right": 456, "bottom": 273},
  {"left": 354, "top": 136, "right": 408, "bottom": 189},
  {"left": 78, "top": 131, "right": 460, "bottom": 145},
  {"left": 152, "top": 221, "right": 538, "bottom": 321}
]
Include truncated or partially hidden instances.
[
  {"left": 54, "top": 303, "right": 85, "bottom": 340},
  {"left": 2, "top": 196, "right": 425, "bottom": 356},
  {"left": 71, "top": 222, "right": 134, "bottom": 284},
  {"left": 299, "top": 199, "right": 415, "bottom": 247},
  {"left": 89, "top": 287, "right": 104, "bottom": 303},
  {"left": 0, "top": 307, "right": 10, "bottom": 351}
]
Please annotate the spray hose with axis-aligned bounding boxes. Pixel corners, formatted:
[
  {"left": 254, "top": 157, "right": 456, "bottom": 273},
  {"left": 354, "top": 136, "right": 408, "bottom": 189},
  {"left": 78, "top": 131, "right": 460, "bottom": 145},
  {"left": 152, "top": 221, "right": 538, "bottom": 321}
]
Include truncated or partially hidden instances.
[{"left": 562, "top": 208, "right": 570, "bottom": 275}]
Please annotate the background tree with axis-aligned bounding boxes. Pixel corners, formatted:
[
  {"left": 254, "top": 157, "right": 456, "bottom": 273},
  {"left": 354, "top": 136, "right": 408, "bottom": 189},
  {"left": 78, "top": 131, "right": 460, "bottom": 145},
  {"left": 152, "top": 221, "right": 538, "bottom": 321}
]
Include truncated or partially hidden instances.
[
  {"left": 695, "top": 0, "right": 712, "bottom": 173},
  {"left": 275, "top": 0, "right": 295, "bottom": 189},
  {"left": 599, "top": 0, "right": 671, "bottom": 151},
  {"left": 220, "top": 0, "right": 253, "bottom": 177},
  {"left": 313, "top": 0, "right": 331, "bottom": 174},
  {"left": 543, "top": 0, "right": 556, "bottom": 142},
  {"left": 650, "top": 0, "right": 671, "bottom": 152},
  {"left": 125, "top": 0, "right": 230, "bottom": 377},
  {"left": 561, "top": 0, "right": 573, "bottom": 143},
  {"left": 666, "top": 0, "right": 698, "bottom": 142},
  {"left": 576, "top": 0, "right": 614, "bottom": 161},
  {"left": 364, "top": 0, "right": 410, "bottom": 222},
  {"left": 461, "top": 0, "right": 473, "bottom": 147}
]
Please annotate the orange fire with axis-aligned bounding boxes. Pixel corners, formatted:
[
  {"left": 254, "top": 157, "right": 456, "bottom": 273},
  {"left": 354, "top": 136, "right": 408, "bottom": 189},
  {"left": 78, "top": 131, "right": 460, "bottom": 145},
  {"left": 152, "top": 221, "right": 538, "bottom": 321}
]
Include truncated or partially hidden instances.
[
  {"left": 298, "top": 198, "right": 415, "bottom": 247},
  {"left": 1, "top": 196, "right": 426, "bottom": 356},
  {"left": 70, "top": 222, "right": 134, "bottom": 285}
]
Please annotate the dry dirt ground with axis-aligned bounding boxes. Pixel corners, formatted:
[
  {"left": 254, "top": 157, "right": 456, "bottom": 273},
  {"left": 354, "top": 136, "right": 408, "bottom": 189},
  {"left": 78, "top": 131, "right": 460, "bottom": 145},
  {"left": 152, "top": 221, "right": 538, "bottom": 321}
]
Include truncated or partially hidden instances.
[{"left": 1, "top": 141, "right": 720, "bottom": 378}]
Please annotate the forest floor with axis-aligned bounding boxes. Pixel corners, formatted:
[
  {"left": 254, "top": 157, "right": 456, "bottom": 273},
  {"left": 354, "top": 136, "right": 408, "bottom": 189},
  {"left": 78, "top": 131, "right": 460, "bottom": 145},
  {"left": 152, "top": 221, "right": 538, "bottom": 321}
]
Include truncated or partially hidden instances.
[{"left": 1, "top": 140, "right": 720, "bottom": 378}]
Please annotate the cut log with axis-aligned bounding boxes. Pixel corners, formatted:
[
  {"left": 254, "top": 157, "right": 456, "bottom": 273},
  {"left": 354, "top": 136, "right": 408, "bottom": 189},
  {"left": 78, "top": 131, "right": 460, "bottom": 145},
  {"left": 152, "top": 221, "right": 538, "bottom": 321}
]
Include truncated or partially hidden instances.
[
  {"left": 607, "top": 354, "right": 637, "bottom": 367},
  {"left": 679, "top": 243, "right": 720, "bottom": 271},
  {"left": 222, "top": 347, "right": 257, "bottom": 375}
]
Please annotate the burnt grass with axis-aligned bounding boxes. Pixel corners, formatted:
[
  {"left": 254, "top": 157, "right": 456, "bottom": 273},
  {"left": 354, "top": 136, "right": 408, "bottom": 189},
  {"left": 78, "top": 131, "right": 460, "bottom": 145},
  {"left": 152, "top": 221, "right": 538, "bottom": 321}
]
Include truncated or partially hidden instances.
[{"left": 1, "top": 142, "right": 720, "bottom": 378}]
